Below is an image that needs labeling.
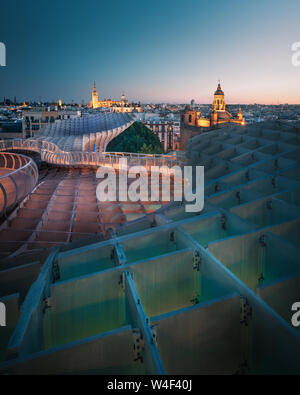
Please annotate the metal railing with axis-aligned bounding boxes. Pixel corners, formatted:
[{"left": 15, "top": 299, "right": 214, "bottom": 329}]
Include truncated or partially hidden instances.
[
  {"left": 0, "top": 138, "right": 183, "bottom": 169},
  {"left": 0, "top": 152, "right": 39, "bottom": 216}
]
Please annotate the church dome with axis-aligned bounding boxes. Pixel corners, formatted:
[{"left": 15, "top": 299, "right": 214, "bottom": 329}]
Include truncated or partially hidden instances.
[{"left": 214, "top": 83, "right": 224, "bottom": 96}]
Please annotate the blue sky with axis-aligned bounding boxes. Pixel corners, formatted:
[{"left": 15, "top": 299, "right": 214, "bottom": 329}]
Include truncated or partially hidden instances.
[{"left": 0, "top": 0, "right": 299, "bottom": 103}]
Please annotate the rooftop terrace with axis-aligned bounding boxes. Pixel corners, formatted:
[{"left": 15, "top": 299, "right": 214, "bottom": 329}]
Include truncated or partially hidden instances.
[{"left": 0, "top": 120, "right": 299, "bottom": 374}]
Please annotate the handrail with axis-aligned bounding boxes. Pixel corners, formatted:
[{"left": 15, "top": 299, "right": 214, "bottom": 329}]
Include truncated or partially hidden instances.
[
  {"left": 0, "top": 152, "right": 35, "bottom": 179},
  {"left": 0, "top": 152, "right": 39, "bottom": 216},
  {"left": 0, "top": 138, "right": 183, "bottom": 169}
]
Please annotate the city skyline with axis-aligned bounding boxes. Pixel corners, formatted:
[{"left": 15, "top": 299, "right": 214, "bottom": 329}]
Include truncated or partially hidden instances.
[{"left": 0, "top": 0, "right": 300, "bottom": 104}]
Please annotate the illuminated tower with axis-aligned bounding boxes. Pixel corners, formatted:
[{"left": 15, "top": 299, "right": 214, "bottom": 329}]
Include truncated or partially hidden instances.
[
  {"left": 212, "top": 81, "right": 226, "bottom": 111},
  {"left": 58, "top": 98, "right": 62, "bottom": 107},
  {"left": 92, "top": 81, "right": 99, "bottom": 109},
  {"left": 237, "top": 106, "right": 243, "bottom": 121}
]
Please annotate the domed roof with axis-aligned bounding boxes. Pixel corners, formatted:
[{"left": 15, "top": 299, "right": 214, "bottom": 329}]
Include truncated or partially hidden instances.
[{"left": 214, "top": 83, "right": 224, "bottom": 96}]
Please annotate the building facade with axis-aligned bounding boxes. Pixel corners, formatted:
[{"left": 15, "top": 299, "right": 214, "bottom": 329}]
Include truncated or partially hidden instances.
[
  {"left": 89, "top": 82, "right": 143, "bottom": 113},
  {"left": 22, "top": 108, "right": 81, "bottom": 138},
  {"left": 184, "top": 82, "right": 245, "bottom": 128},
  {"left": 144, "top": 119, "right": 180, "bottom": 151}
]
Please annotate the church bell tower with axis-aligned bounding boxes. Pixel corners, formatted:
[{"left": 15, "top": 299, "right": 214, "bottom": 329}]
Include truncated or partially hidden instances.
[
  {"left": 92, "top": 81, "right": 99, "bottom": 109},
  {"left": 212, "top": 81, "right": 226, "bottom": 112}
]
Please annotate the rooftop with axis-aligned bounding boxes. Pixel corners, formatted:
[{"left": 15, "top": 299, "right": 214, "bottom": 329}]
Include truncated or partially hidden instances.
[{"left": 0, "top": 120, "right": 300, "bottom": 374}]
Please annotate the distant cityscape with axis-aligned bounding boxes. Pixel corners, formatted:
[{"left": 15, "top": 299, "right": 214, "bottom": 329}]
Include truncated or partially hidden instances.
[{"left": 1, "top": 82, "right": 299, "bottom": 152}]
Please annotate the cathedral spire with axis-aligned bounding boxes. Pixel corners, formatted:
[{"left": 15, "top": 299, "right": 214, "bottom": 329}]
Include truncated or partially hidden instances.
[{"left": 92, "top": 81, "right": 99, "bottom": 109}]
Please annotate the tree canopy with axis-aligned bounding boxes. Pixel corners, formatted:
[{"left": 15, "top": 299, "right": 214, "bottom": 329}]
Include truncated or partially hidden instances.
[{"left": 106, "top": 122, "right": 164, "bottom": 154}]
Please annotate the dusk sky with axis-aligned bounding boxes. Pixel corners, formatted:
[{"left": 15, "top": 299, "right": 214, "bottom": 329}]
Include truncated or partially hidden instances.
[{"left": 0, "top": 0, "right": 299, "bottom": 104}]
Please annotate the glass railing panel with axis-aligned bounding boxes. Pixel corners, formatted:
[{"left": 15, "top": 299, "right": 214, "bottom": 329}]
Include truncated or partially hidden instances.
[{"left": 44, "top": 270, "right": 126, "bottom": 349}]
